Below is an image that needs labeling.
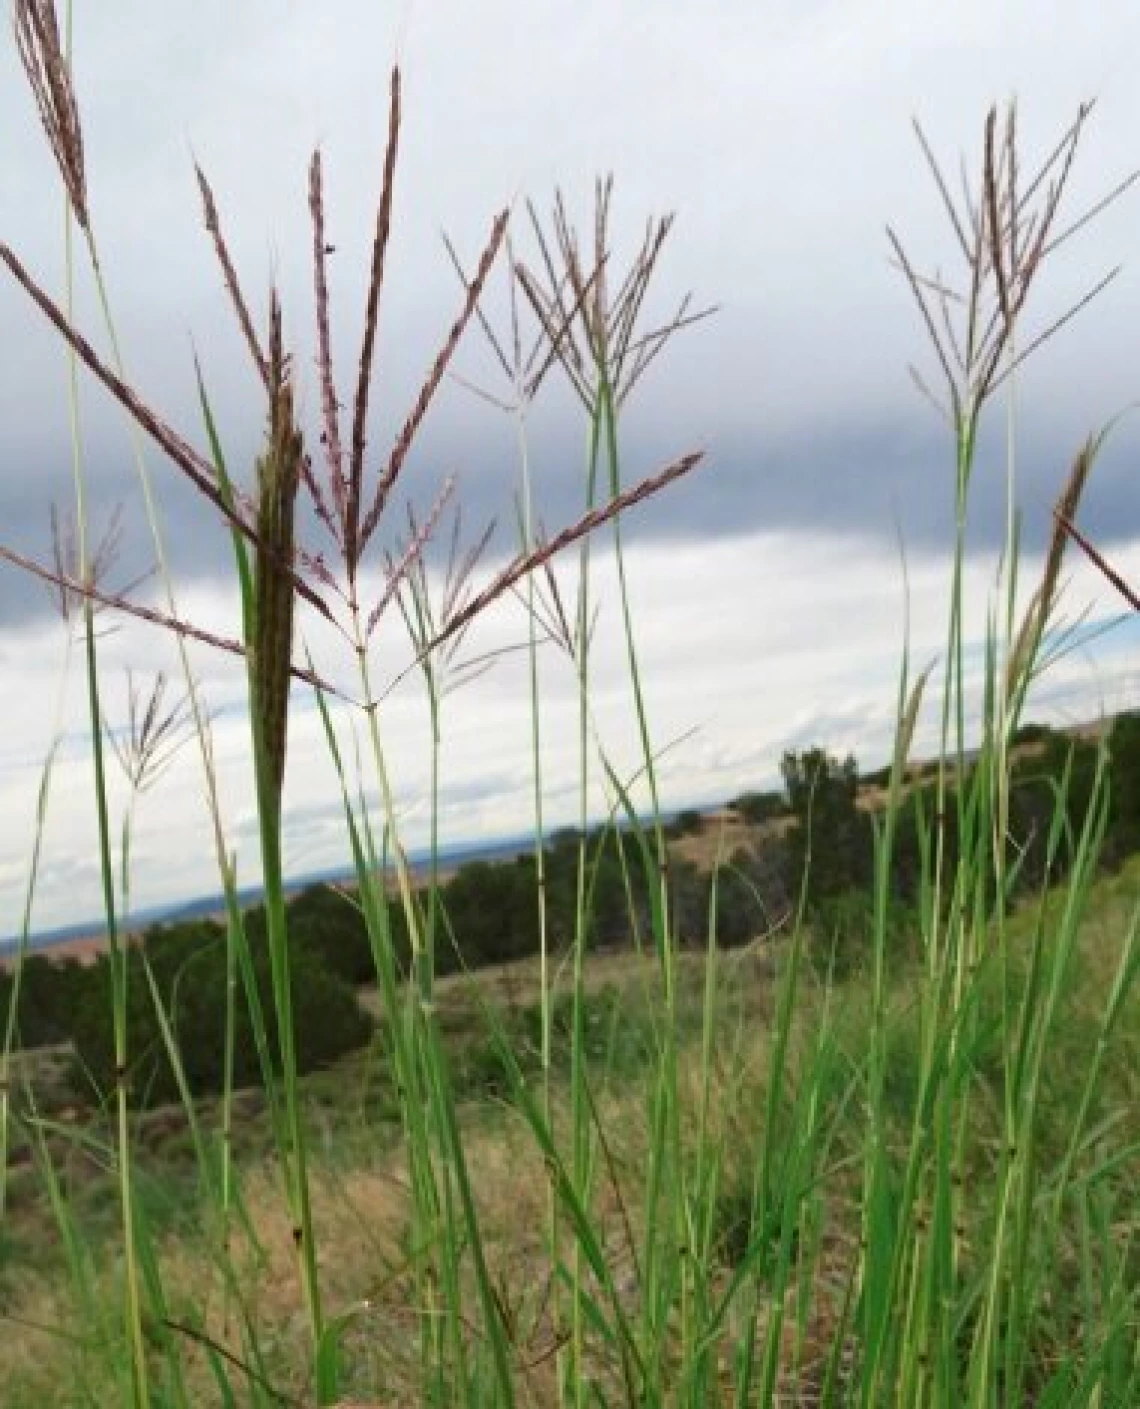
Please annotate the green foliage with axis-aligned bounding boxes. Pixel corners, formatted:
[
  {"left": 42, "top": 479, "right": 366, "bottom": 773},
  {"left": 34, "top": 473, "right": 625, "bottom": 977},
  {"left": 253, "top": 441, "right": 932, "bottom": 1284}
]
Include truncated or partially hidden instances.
[
  {"left": 286, "top": 883, "right": 375, "bottom": 986},
  {"left": 1008, "top": 730, "right": 1100, "bottom": 885},
  {"left": 441, "top": 828, "right": 702, "bottom": 961},
  {"left": 728, "top": 789, "right": 789, "bottom": 824},
  {"left": 668, "top": 808, "right": 705, "bottom": 837},
  {"left": 778, "top": 723, "right": 1132, "bottom": 975},
  {"left": 1011, "top": 721, "right": 1057, "bottom": 746},
  {"left": 10, "top": 714, "right": 1138, "bottom": 1099},
  {"left": 68, "top": 917, "right": 372, "bottom": 1107},
  {"left": 0, "top": 953, "right": 88, "bottom": 1049},
  {"left": 860, "top": 762, "right": 894, "bottom": 789},
  {"left": 1106, "top": 712, "right": 1140, "bottom": 858},
  {"left": 705, "top": 845, "right": 791, "bottom": 947},
  {"left": 782, "top": 746, "right": 858, "bottom": 823},
  {"left": 781, "top": 746, "right": 876, "bottom": 959},
  {"left": 521, "top": 985, "right": 656, "bottom": 1075},
  {"left": 810, "top": 889, "right": 878, "bottom": 976},
  {"left": 441, "top": 856, "right": 545, "bottom": 966}
]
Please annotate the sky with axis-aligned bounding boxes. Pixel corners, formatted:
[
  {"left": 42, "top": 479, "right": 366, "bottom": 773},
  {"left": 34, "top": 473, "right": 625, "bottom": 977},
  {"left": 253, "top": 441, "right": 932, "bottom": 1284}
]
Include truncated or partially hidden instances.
[{"left": 4, "top": 2, "right": 1140, "bottom": 933}]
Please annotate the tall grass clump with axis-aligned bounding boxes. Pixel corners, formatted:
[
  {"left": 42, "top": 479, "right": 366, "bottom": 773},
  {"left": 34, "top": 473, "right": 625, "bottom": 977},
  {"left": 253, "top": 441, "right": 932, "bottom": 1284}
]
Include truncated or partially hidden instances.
[
  {"left": 0, "top": 11, "right": 1138, "bottom": 1406},
  {"left": 855, "top": 105, "right": 1140, "bottom": 1406}
]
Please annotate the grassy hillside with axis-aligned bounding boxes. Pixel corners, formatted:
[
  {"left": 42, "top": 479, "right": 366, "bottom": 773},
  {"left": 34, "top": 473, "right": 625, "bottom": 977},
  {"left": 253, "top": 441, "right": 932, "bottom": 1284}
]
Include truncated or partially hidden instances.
[{"left": 2, "top": 849, "right": 1136, "bottom": 1404}]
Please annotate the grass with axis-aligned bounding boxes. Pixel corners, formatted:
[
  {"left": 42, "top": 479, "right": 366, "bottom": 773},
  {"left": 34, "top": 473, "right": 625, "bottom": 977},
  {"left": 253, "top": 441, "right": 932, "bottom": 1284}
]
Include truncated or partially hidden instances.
[
  {"left": 1, "top": 11, "right": 1140, "bottom": 1405},
  {"left": 1, "top": 859, "right": 1136, "bottom": 1404}
]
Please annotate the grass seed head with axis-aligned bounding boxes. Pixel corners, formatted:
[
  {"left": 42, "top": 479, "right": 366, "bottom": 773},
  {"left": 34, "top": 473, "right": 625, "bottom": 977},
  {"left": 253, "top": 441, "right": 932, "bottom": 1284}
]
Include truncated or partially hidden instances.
[
  {"left": 252, "top": 294, "right": 305, "bottom": 810},
  {"left": 891, "top": 102, "right": 1138, "bottom": 431},
  {"left": 14, "top": 0, "right": 88, "bottom": 232}
]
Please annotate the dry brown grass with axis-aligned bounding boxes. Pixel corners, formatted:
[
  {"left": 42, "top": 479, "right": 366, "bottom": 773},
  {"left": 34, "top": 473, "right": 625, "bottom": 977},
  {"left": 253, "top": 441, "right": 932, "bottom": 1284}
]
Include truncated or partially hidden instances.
[{"left": 669, "top": 810, "right": 785, "bottom": 872}]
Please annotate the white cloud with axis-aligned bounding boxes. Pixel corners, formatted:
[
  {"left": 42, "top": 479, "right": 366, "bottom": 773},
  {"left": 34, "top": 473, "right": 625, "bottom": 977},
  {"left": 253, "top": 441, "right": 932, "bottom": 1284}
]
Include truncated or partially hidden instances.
[{"left": 5, "top": 522, "right": 1140, "bottom": 933}]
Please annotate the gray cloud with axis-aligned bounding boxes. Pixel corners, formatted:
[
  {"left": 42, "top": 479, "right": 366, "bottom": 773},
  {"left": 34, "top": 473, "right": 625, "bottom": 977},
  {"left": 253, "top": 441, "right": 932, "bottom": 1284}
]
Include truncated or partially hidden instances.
[{"left": 2, "top": 1, "right": 1140, "bottom": 638}]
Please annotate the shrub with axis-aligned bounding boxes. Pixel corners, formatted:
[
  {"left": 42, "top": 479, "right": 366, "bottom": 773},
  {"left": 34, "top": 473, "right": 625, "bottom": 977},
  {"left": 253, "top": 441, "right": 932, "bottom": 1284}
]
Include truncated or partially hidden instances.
[
  {"left": 69, "top": 918, "right": 372, "bottom": 1107},
  {"left": 1108, "top": 712, "right": 1140, "bottom": 859},
  {"left": 441, "top": 857, "right": 541, "bottom": 966},
  {"left": 782, "top": 747, "right": 875, "bottom": 903},
  {"left": 286, "top": 883, "right": 374, "bottom": 985},
  {"left": 0, "top": 952, "right": 88, "bottom": 1049},
  {"left": 669, "top": 808, "right": 705, "bottom": 837},
  {"left": 728, "top": 789, "right": 789, "bottom": 825},
  {"left": 860, "top": 763, "right": 894, "bottom": 789},
  {"left": 1011, "top": 721, "right": 1057, "bottom": 747},
  {"left": 703, "top": 846, "right": 790, "bottom": 947}
]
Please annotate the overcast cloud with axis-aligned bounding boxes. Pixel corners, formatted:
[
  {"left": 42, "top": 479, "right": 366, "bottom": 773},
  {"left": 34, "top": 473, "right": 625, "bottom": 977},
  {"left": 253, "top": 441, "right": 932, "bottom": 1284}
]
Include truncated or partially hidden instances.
[{"left": 4, "top": 3, "right": 1140, "bottom": 931}]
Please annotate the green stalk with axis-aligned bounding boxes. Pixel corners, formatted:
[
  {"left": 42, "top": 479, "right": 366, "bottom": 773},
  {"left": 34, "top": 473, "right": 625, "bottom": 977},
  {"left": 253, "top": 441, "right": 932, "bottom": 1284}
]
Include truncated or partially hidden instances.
[
  {"left": 354, "top": 637, "right": 516, "bottom": 1403},
  {"left": 0, "top": 634, "right": 72, "bottom": 1217},
  {"left": 247, "top": 663, "right": 323, "bottom": 1348},
  {"left": 55, "top": 163, "right": 151, "bottom": 1409},
  {"left": 564, "top": 400, "right": 605, "bottom": 1406}
]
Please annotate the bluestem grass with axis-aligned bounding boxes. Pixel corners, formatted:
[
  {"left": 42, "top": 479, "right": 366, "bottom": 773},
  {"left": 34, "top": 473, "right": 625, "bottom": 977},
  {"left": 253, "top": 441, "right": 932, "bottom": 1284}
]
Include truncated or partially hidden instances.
[
  {"left": 854, "top": 104, "right": 1140, "bottom": 1409},
  {"left": 1, "top": 13, "right": 1138, "bottom": 1404},
  {"left": 503, "top": 182, "right": 716, "bottom": 1404},
  {"left": 445, "top": 233, "right": 586, "bottom": 1398},
  {"left": 0, "top": 24, "right": 704, "bottom": 1395}
]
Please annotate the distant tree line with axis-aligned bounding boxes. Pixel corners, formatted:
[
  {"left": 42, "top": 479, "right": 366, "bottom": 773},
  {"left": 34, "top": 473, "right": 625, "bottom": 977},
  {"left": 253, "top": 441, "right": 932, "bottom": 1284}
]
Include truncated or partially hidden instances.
[
  {"left": 4, "top": 712, "right": 1137, "bottom": 1103},
  {"left": 0, "top": 821, "right": 783, "bottom": 1106}
]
